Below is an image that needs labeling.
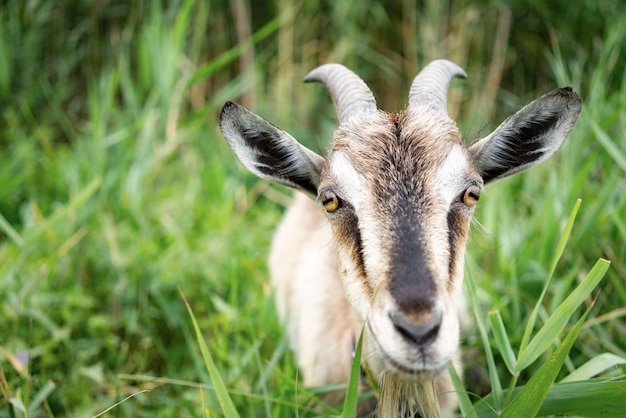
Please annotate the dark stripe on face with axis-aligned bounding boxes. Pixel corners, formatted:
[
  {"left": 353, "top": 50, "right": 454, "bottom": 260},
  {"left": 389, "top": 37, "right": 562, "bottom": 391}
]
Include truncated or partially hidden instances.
[
  {"left": 387, "top": 207, "right": 437, "bottom": 314},
  {"left": 447, "top": 211, "right": 460, "bottom": 278},
  {"left": 334, "top": 202, "right": 369, "bottom": 289}
]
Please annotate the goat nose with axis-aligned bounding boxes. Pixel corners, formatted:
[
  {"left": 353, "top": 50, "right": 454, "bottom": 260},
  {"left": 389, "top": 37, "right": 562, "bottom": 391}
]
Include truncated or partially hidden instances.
[{"left": 389, "top": 305, "right": 443, "bottom": 347}]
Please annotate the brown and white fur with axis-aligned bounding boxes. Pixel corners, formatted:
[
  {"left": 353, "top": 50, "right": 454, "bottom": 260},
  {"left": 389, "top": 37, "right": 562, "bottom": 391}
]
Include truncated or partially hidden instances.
[{"left": 219, "top": 60, "right": 581, "bottom": 417}]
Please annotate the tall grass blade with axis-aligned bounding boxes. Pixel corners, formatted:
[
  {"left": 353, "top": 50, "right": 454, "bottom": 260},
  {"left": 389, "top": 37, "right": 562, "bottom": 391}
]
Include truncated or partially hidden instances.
[
  {"left": 0, "top": 212, "right": 23, "bottom": 247},
  {"left": 9, "top": 396, "right": 26, "bottom": 414},
  {"left": 517, "top": 258, "right": 610, "bottom": 371},
  {"left": 188, "top": 17, "right": 280, "bottom": 86},
  {"left": 27, "top": 380, "right": 56, "bottom": 415},
  {"left": 591, "top": 121, "right": 626, "bottom": 174},
  {"left": 448, "top": 363, "right": 476, "bottom": 418},
  {"left": 91, "top": 390, "right": 150, "bottom": 418},
  {"left": 517, "top": 199, "right": 581, "bottom": 360},
  {"left": 179, "top": 288, "right": 240, "bottom": 418},
  {"left": 547, "top": 198, "right": 582, "bottom": 280},
  {"left": 31, "top": 176, "right": 103, "bottom": 236},
  {"left": 465, "top": 269, "right": 504, "bottom": 410},
  {"left": 488, "top": 310, "right": 517, "bottom": 374},
  {"left": 342, "top": 326, "right": 364, "bottom": 418},
  {"left": 501, "top": 312, "right": 588, "bottom": 418},
  {"left": 172, "top": 0, "right": 195, "bottom": 47}
]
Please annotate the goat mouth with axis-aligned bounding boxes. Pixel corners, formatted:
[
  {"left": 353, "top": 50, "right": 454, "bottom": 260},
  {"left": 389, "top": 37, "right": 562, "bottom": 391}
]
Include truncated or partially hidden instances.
[
  {"left": 381, "top": 350, "right": 444, "bottom": 380},
  {"left": 378, "top": 346, "right": 445, "bottom": 381},
  {"left": 365, "top": 322, "right": 447, "bottom": 381}
]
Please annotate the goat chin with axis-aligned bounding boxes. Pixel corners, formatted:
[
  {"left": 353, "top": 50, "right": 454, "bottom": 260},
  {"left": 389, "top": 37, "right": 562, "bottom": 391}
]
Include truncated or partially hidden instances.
[
  {"left": 378, "top": 374, "right": 439, "bottom": 418},
  {"left": 367, "top": 364, "right": 458, "bottom": 418}
]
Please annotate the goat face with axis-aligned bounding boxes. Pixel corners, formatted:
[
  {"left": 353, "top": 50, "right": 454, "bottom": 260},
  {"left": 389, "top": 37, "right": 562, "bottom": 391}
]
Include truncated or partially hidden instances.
[
  {"left": 219, "top": 60, "right": 581, "bottom": 385},
  {"left": 319, "top": 109, "right": 477, "bottom": 380}
]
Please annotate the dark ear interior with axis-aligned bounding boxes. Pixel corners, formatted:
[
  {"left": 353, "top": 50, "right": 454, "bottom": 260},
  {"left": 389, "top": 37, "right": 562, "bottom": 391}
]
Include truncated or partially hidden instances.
[
  {"left": 238, "top": 126, "right": 320, "bottom": 195},
  {"left": 219, "top": 102, "right": 324, "bottom": 196},
  {"left": 469, "top": 87, "right": 581, "bottom": 184}
]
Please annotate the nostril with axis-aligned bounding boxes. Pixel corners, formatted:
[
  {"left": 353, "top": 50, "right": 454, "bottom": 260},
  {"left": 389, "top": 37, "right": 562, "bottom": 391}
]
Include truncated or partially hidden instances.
[
  {"left": 389, "top": 309, "right": 442, "bottom": 347},
  {"left": 395, "top": 320, "right": 440, "bottom": 347}
]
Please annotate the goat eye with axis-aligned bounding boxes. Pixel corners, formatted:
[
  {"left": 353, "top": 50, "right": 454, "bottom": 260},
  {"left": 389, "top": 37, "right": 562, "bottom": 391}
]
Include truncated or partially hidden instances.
[
  {"left": 320, "top": 192, "right": 340, "bottom": 213},
  {"left": 463, "top": 186, "right": 480, "bottom": 206}
]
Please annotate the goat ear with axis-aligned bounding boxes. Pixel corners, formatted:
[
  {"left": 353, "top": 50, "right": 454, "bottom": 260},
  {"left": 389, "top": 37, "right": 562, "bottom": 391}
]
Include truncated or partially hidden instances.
[
  {"left": 219, "top": 101, "right": 324, "bottom": 196},
  {"left": 469, "top": 87, "right": 581, "bottom": 184}
]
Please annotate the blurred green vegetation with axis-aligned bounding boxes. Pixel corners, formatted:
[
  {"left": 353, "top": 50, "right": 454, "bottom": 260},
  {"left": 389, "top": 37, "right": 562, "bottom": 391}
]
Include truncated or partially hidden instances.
[{"left": 0, "top": 0, "right": 624, "bottom": 416}]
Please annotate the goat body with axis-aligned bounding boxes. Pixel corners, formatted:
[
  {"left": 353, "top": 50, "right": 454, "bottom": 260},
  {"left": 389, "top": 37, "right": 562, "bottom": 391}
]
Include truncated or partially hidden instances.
[{"left": 220, "top": 60, "right": 581, "bottom": 417}]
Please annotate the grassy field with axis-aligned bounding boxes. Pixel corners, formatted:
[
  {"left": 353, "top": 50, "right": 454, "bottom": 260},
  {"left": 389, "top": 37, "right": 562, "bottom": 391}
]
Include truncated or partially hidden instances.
[{"left": 1, "top": 1, "right": 625, "bottom": 416}]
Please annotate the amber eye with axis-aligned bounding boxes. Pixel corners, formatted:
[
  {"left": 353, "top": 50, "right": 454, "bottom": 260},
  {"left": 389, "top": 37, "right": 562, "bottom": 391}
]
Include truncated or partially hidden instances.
[
  {"left": 463, "top": 186, "right": 481, "bottom": 206},
  {"left": 320, "top": 192, "right": 340, "bottom": 213}
]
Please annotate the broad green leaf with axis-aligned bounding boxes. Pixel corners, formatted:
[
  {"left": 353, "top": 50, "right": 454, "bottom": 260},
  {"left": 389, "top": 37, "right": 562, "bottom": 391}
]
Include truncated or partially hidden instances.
[
  {"left": 561, "top": 353, "right": 626, "bottom": 383},
  {"left": 532, "top": 377, "right": 626, "bottom": 417},
  {"left": 501, "top": 313, "right": 587, "bottom": 418},
  {"left": 488, "top": 310, "right": 517, "bottom": 374},
  {"left": 475, "top": 377, "right": 626, "bottom": 418},
  {"left": 518, "top": 199, "right": 581, "bottom": 357},
  {"left": 180, "top": 289, "right": 240, "bottom": 418},
  {"left": 517, "top": 258, "right": 610, "bottom": 371}
]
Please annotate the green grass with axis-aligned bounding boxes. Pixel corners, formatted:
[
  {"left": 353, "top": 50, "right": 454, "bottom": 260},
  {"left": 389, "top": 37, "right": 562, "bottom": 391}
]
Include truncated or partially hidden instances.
[{"left": 1, "top": 0, "right": 625, "bottom": 416}]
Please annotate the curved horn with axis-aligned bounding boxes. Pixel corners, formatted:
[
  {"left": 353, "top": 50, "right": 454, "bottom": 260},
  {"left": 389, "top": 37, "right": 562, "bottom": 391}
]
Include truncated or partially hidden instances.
[
  {"left": 304, "top": 64, "right": 377, "bottom": 124},
  {"left": 408, "top": 59, "right": 467, "bottom": 113}
]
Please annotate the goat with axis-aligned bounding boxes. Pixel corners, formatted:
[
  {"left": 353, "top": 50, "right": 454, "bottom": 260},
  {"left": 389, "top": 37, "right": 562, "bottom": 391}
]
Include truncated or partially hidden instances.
[{"left": 219, "top": 60, "right": 581, "bottom": 417}]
